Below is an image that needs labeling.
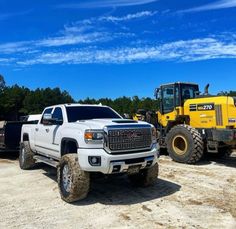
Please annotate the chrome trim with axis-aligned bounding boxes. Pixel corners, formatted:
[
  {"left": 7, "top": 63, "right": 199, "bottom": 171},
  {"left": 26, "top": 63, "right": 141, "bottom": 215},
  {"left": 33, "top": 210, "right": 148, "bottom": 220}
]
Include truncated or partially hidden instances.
[
  {"left": 108, "top": 156, "right": 155, "bottom": 173},
  {"left": 104, "top": 125, "right": 153, "bottom": 154},
  {"left": 35, "top": 150, "right": 60, "bottom": 160}
]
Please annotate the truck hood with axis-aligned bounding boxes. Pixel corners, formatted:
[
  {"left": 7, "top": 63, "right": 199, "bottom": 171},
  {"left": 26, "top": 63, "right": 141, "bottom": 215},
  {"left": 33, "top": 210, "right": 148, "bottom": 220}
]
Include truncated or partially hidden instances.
[{"left": 75, "top": 119, "right": 151, "bottom": 129}]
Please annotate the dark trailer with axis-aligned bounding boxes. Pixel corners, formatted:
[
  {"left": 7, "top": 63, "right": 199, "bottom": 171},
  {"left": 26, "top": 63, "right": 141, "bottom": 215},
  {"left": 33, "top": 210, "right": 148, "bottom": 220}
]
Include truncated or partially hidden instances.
[
  {"left": 0, "top": 119, "right": 39, "bottom": 153},
  {"left": 0, "top": 121, "right": 25, "bottom": 152}
]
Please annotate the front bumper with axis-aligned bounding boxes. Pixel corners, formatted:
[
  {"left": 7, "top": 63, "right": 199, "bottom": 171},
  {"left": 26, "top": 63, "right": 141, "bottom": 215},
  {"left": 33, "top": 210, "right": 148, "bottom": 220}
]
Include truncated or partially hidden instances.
[{"left": 77, "top": 144, "right": 159, "bottom": 174}]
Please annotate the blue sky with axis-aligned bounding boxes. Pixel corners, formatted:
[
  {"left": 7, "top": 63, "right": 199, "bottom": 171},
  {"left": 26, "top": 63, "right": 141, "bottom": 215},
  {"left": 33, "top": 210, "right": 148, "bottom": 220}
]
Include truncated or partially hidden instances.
[{"left": 0, "top": 0, "right": 236, "bottom": 100}]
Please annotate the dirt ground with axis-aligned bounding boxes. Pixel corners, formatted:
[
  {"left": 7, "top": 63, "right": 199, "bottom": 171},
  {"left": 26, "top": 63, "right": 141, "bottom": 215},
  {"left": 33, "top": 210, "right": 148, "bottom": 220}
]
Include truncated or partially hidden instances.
[{"left": 0, "top": 152, "right": 236, "bottom": 229}]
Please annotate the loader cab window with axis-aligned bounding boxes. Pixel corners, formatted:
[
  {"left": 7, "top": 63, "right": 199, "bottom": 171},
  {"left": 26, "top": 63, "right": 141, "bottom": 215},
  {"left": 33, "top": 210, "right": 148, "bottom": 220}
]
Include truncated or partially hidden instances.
[
  {"left": 181, "top": 85, "right": 199, "bottom": 105},
  {"left": 162, "top": 86, "right": 175, "bottom": 114}
]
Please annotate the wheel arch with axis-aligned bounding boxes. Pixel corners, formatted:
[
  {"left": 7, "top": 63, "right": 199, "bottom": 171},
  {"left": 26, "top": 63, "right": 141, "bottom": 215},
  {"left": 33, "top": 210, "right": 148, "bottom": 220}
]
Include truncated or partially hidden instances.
[
  {"left": 165, "top": 115, "right": 190, "bottom": 135},
  {"left": 22, "top": 133, "right": 29, "bottom": 142},
  {"left": 61, "top": 138, "right": 79, "bottom": 156}
]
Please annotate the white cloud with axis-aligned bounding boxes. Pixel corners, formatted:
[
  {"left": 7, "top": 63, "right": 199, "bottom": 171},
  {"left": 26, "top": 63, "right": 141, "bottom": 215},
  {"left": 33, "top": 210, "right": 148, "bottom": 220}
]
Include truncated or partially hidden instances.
[
  {"left": 57, "top": 0, "right": 158, "bottom": 9},
  {"left": 0, "top": 41, "right": 32, "bottom": 54},
  {"left": 16, "top": 36, "right": 236, "bottom": 65},
  {"left": 100, "top": 11, "right": 157, "bottom": 22},
  {"left": 183, "top": 0, "right": 236, "bottom": 12},
  {"left": 0, "top": 57, "right": 15, "bottom": 65},
  {"left": 36, "top": 32, "right": 111, "bottom": 47},
  {"left": 0, "top": 11, "right": 146, "bottom": 52},
  {"left": 1, "top": 10, "right": 236, "bottom": 66}
]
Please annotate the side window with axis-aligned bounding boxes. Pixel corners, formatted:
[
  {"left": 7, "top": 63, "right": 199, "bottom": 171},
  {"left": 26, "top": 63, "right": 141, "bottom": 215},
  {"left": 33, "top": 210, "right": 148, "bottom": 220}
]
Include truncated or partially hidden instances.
[
  {"left": 181, "top": 86, "right": 197, "bottom": 104},
  {"left": 40, "top": 108, "right": 53, "bottom": 124},
  {"left": 52, "top": 107, "right": 63, "bottom": 122},
  {"left": 162, "top": 86, "right": 174, "bottom": 114}
]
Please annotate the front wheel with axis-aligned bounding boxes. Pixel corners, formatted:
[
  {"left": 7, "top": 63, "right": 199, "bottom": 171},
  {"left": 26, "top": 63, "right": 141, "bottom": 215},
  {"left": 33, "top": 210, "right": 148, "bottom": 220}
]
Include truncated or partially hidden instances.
[
  {"left": 57, "top": 154, "right": 90, "bottom": 203},
  {"left": 166, "top": 125, "right": 204, "bottom": 164},
  {"left": 128, "top": 163, "right": 159, "bottom": 187}
]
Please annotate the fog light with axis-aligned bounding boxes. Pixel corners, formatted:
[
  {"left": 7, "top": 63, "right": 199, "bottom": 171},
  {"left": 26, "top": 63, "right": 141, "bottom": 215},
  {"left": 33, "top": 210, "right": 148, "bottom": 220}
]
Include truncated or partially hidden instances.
[{"left": 88, "top": 156, "right": 101, "bottom": 166}]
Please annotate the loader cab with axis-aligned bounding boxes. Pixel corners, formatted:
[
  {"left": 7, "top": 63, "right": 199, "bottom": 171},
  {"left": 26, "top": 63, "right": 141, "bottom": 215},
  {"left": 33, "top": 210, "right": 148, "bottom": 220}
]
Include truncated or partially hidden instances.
[{"left": 155, "top": 83, "right": 199, "bottom": 115}]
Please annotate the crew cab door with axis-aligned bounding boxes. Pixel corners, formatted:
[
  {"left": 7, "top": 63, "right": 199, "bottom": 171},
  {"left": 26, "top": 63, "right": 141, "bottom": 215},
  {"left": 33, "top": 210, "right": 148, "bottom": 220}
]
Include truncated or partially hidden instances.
[
  {"left": 35, "top": 107, "right": 63, "bottom": 159},
  {"left": 46, "top": 107, "right": 64, "bottom": 158}
]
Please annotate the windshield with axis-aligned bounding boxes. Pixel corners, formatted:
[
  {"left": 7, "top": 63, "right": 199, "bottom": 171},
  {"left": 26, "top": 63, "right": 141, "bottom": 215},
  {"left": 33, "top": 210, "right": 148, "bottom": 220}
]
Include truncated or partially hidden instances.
[{"left": 66, "top": 106, "right": 122, "bottom": 122}]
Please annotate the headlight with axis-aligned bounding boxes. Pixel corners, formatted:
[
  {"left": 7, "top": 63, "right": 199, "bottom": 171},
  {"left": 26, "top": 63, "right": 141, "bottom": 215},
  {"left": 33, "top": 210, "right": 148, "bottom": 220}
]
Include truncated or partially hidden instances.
[
  {"left": 84, "top": 130, "right": 104, "bottom": 144},
  {"left": 151, "top": 127, "right": 157, "bottom": 143}
]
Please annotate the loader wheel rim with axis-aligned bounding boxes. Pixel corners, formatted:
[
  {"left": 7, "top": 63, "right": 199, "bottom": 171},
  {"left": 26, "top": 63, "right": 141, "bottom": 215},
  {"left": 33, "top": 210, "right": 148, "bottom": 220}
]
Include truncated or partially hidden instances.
[
  {"left": 62, "top": 164, "right": 72, "bottom": 193},
  {"left": 172, "top": 135, "right": 188, "bottom": 156}
]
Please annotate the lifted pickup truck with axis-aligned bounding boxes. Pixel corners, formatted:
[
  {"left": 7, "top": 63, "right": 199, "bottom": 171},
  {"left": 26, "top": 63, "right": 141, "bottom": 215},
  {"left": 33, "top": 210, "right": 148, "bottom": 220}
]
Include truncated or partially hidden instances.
[{"left": 20, "top": 104, "right": 159, "bottom": 203}]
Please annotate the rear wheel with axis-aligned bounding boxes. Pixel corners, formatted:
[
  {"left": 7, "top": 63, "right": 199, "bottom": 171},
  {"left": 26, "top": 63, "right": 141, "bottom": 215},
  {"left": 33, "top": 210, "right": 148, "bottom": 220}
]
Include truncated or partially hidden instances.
[
  {"left": 166, "top": 125, "right": 204, "bottom": 164},
  {"left": 19, "top": 141, "right": 35, "bottom": 170},
  {"left": 128, "top": 163, "right": 159, "bottom": 187},
  {"left": 57, "top": 154, "right": 90, "bottom": 203}
]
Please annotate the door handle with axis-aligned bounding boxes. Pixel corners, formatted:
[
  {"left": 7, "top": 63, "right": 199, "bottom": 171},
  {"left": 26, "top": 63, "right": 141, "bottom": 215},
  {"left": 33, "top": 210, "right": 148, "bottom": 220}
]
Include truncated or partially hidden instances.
[
  {"left": 35, "top": 128, "right": 39, "bottom": 132},
  {"left": 45, "top": 128, "right": 50, "bottom": 133}
]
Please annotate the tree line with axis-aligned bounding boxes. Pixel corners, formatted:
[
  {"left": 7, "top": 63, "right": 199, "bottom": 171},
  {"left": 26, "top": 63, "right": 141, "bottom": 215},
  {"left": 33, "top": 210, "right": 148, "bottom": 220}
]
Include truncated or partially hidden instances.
[
  {"left": 0, "top": 75, "right": 158, "bottom": 121},
  {"left": 1, "top": 75, "right": 236, "bottom": 121}
]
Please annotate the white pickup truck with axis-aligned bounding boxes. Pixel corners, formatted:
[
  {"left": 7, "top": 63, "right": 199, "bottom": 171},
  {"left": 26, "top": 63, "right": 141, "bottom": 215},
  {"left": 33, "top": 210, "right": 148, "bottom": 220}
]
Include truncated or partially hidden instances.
[{"left": 20, "top": 104, "right": 159, "bottom": 203}]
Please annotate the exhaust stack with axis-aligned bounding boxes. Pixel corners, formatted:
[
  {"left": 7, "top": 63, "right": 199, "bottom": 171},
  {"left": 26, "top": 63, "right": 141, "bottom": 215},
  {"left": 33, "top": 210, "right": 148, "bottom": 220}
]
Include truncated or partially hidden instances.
[{"left": 204, "top": 84, "right": 210, "bottom": 95}]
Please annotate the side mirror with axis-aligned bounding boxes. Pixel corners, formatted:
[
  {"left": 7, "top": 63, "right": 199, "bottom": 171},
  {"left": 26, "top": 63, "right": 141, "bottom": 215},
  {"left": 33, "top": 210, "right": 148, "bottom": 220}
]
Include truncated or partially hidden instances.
[{"left": 42, "top": 114, "right": 61, "bottom": 125}]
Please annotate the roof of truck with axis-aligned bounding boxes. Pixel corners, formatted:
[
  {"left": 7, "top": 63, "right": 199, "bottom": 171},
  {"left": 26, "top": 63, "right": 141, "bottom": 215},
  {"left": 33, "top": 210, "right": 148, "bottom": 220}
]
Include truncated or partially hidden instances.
[
  {"left": 65, "top": 103, "right": 106, "bottom": 107},
  {"left": 46, "top": 103, "right": 108, "bottom": 108}
]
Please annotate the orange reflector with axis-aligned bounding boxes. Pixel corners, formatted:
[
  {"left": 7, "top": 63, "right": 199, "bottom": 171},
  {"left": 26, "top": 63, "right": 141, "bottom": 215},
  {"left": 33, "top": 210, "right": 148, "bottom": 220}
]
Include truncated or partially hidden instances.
[{"left": 84, "top": 132, "right": 93, "bottom": 140}]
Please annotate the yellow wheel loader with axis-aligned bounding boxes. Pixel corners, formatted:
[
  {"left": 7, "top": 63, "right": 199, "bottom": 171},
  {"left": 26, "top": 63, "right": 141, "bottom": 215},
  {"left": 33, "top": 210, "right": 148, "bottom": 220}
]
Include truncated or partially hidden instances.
[{"left": 154, "top": 82, "right": 236, "bottom": 164}]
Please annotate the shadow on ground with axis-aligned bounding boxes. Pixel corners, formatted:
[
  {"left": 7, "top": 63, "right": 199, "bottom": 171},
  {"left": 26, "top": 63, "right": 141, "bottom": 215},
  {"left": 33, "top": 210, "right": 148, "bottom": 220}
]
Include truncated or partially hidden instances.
[
  {"left": 160, "top": 150, "right": 236, "bottom": 168},
  {"left": 0, "top": 151, "right": 19, "bottom": 161},
  {"left": 198, "top": 153, "right": 236, "bottom": 168},
  {"left": 41, "top": 165, "right": 181, "bottom": 206},
  {"left": 82, "top": 176, "right": 181, "bottom": 206},
  {"left": 210, "top": 156, "right": 236, "bottom": 168}
]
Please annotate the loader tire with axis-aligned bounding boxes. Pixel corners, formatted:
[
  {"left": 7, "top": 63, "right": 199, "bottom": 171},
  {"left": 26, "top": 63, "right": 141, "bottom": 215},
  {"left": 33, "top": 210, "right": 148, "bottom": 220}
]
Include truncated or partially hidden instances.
[
  {"left": 128, "top": 163, "right": 159, "bottom": 187},
  {"left": 19, "top": 141, "right": 35, "bottom": 170},
  {"left": 166, "top": 125, "right": 204, "bottom": 164},
  {"left": 58, "top": 154, "right": 90, "bottom": 203}
]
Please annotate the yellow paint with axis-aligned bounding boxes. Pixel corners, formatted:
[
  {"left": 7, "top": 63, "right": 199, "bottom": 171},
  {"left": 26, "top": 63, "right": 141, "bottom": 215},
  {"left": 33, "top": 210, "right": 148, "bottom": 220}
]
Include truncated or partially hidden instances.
[{"left": 159, "top": 96, "right": 236, "bottom": 129}]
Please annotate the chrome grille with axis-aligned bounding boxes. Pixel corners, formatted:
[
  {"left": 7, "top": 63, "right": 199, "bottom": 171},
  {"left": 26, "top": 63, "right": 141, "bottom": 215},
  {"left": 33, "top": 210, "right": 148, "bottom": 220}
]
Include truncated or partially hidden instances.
[{"left": 106, "top": 127, "right": 152, "bottom": 153}]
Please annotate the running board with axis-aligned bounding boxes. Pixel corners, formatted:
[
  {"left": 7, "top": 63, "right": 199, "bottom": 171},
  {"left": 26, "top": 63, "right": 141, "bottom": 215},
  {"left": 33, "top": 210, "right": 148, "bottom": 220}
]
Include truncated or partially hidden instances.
[{"left": 34, "top": 155, "right": 59, "bottom": 168}]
